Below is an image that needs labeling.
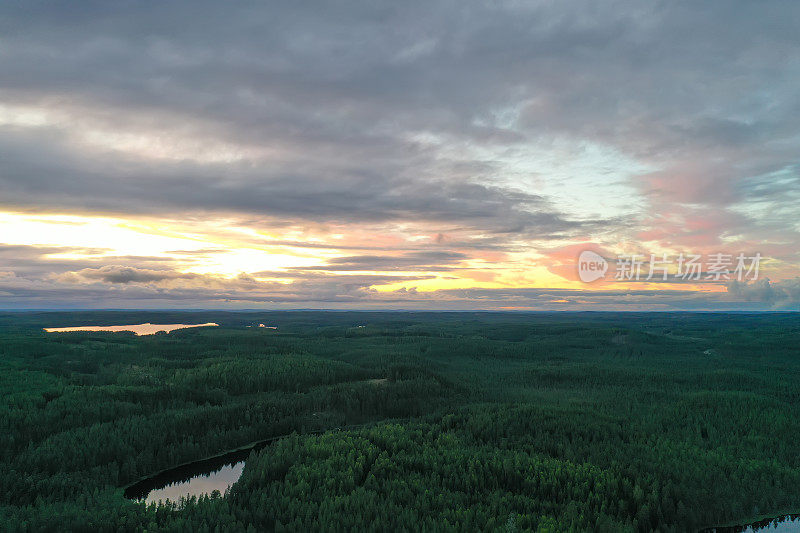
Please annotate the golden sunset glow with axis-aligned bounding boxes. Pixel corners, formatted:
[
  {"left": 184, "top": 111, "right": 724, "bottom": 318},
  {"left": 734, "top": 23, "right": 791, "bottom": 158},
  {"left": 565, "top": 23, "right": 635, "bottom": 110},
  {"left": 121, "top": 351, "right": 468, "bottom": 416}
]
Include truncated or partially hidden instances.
[
  {"left": 0, "top": 207, "right": 748, "bottom": 311},
  {"left": 0, "top": 0, "right": 796, "bottom": 311},
  {"left": 5, "top": 5, "right": 800, "bottom": 533}
]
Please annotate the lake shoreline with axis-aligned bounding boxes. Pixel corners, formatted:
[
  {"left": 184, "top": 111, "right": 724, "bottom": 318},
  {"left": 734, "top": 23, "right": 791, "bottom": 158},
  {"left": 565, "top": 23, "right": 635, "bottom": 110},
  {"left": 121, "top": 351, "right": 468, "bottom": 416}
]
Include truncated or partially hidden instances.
[
  {"left": 45, "top": 322, "right": 219, "bottom": 335},
  {"left": 123, "top": 419, "right": 403, "bottom": 501},
  {"left": 698, "top": 510, "right": 800, "bottom": 532}
]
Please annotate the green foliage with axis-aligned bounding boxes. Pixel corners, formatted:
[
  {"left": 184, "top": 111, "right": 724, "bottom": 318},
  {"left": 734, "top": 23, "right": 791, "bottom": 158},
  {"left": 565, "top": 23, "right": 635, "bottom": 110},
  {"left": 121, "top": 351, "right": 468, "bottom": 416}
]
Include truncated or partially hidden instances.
[{"left": 0, "top": 312, "right": 799, "bottom": 531}]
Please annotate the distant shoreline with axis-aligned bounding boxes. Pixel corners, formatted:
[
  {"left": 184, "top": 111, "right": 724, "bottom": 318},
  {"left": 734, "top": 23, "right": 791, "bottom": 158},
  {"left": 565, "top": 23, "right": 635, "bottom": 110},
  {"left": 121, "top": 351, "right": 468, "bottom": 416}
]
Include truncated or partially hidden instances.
[{"left": 43, "top": 322, "right": 219, "bottom": 335}]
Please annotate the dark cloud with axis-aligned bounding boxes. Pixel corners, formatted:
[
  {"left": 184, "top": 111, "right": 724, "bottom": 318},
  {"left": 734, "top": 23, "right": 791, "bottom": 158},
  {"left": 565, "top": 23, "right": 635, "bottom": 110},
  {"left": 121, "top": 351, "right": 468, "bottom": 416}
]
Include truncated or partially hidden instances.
[
  {"left": 0, "top": 1, "right": 798, "bottom": 308},
  {"left": 4, "top": 2, "right": 796, "bottom": 228},
  {"left": 65, "top": 265, "right": 197, "bottom": 284},
  {"left": 0, "top": 243, "right": 791, "bottom": 310},
  {"left": 0, "top": 265, "right": 766, "bottom": 310},
  {"left": 727, "top": 279, "right": 800, "bottom": 309},
  {"left": 0, "top": 126, "right": 588, "bottom": 238},
  {"left": 295, "top": 251, "right": 469, "bottom": 272},
  {"left": 0, "top": 245, "right": 183, "bottom": 279}
]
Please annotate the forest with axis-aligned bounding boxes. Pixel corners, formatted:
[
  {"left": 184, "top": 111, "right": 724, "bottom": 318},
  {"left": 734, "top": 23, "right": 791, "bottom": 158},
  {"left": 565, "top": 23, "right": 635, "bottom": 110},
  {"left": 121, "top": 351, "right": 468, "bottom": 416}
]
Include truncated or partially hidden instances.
[{"left": 0, "top": 311, "right": 799, "bottom": 532}]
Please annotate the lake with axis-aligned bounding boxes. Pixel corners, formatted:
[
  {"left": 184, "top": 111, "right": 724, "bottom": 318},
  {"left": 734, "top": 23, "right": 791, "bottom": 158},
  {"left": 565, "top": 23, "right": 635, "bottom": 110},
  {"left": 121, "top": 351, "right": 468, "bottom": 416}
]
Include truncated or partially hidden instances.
[
  {"left": 44, "top": 322, "right": 219, "bottom": 335},
  {"left": 124, "top": 443, "right": 257, "bottom": 505},
  {"left": 705, "top": 514, "right": 800, "bottom": 532},
  {"left": 138, "top": 462, "right": 244, "bottom": 505},
  {"left": 124, "top": 425, "right": 362, "bottom": 506}
]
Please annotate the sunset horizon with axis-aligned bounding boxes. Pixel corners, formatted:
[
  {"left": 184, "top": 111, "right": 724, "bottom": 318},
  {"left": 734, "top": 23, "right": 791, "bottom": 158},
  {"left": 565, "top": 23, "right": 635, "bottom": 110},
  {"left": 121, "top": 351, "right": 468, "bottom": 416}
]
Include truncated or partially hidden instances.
[
  {"left": 1, "top": 2, "right": 798, "bottom": 311},
  {"left": 3, "top": 3, "right": 800, "bottom": 532}
]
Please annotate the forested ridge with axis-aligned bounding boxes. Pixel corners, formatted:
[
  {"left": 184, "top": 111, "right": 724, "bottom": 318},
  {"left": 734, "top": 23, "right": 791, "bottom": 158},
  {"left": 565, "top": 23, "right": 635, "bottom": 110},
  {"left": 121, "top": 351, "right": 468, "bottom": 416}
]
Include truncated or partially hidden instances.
[{"left": 0, "top": 311, "right": 799, "bottom": 531}]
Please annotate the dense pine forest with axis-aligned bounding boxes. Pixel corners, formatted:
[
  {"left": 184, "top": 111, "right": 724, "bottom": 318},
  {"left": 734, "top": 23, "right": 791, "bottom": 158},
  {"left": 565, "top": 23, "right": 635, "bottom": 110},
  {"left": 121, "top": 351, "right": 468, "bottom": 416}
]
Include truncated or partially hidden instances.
[{"left": 1, "top": 311, "right": 799, "bottom": 532}]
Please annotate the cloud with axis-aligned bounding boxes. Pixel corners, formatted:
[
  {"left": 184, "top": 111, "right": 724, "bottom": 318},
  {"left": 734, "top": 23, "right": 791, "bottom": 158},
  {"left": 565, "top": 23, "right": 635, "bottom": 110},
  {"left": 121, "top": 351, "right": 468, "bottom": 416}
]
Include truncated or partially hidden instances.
[
  {"left": 0, "top": 1, "right": 798, "bottom": 308},
  {"left": 63, "top": 265, "right": 197, "bottom": 284},
  {"left": 4, "top": 3, "right": 795, "bottom": 222},
  {"left": 727, "top": 278, "right": 800, "bottom": 309},
  {"left": 0, "top": 247, "right": 790, "bottom": 310},
  {"left": 295, "top": 251, "right": 470, "bottom": 272}
]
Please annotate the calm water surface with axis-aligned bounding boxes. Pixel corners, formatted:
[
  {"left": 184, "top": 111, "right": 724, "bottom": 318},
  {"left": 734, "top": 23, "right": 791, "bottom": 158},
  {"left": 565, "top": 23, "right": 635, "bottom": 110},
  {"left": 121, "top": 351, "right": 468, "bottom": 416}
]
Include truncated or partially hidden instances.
[
  {"left": 125, "top": 427, "right": 345, "bottom": 505},
  {"left": 44, "top": 322, "right": 219, "bottom": 335},
  {"left": 141, "top": 462, "right": 244, "bottom": 505},
  {"left": 124, "top": 435, "right": 281, "bottom": 505},
  {"left": 705, "top": 514, "right": 800, "bottom": 532}
]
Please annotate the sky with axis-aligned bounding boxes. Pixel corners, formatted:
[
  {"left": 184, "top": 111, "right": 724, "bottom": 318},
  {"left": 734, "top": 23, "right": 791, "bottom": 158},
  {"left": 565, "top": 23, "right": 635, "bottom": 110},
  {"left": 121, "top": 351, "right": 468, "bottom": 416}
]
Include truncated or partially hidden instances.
[{"left": 0, "top": 1, "right": 798, "bottom": 310}]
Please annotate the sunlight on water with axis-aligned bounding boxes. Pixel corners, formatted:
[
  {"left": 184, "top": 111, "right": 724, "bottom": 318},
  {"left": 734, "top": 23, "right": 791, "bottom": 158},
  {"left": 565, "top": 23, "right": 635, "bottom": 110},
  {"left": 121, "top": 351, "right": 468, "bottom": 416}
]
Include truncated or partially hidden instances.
[{"left": 44, "top": 323, "right": 219, "bottom": 335}]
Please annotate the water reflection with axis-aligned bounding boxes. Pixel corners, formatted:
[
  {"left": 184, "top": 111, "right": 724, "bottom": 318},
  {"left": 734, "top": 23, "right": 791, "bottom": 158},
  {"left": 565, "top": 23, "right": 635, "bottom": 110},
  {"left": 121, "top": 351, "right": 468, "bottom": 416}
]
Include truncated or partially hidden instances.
[
  {"left": 125, "top": 438, "right": 268, "bottom": 505},
  {"left": 706, "top": 514, "right": 800, "bottom": 532},
  {"left": 142, "top": 462, "right": 244, "bottom": 505},
  {"left": 44, "top": 323, "right": 219, "bottom": 335}
]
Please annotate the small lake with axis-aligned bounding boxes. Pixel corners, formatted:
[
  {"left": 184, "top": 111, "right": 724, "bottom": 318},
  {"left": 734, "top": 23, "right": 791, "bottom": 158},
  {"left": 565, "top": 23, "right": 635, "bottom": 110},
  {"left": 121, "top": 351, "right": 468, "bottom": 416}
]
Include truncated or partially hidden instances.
[
  {"left": 704, "top": 514, "right": 800, "bottom": 532},
  {"left": 124, "top": 442, "right": 258, "bottom": 505},
  {"left": 123, "top": 423, "right": 374, "bottom": 506},
  {"left": 123, "top": 430, "right": 300, "bottom": 505},
  {"left": 44, "top": 322, "right": 219, "bottom": 335},
  {"left": 138, "top": 462, "right": 244, "bottom": 505}
]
